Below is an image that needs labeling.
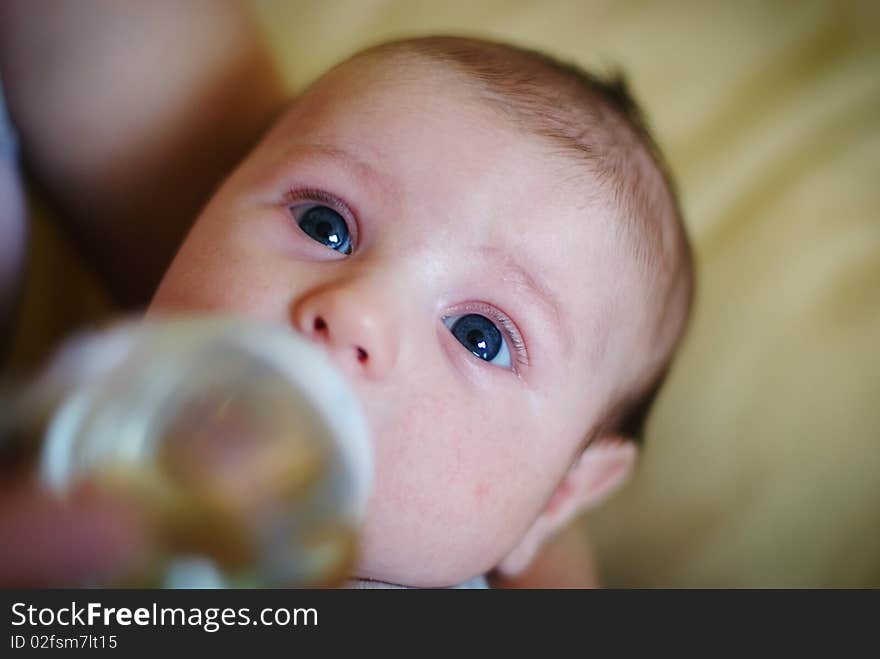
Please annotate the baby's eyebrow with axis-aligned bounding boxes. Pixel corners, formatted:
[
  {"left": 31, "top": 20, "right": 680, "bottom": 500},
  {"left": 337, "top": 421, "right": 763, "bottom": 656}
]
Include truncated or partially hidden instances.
[
  {"left": 288, "top": 142, "right": 397, "bottom": 201},
  {"left": 480, "top": 246, "right": 571, "bottom": 355}
]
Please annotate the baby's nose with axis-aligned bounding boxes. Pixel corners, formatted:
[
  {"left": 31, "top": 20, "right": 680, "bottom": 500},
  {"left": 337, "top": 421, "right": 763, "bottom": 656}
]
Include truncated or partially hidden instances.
[{"left": 292, "top": 283, "right": 398, "bottom": 381}]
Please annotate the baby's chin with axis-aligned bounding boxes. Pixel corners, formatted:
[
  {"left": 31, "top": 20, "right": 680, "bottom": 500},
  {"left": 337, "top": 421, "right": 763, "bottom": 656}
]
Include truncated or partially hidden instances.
[
  {"left": 350, "top": 506, "right": 513, "bottom": 588},
  {"left": 352, "top": 552, "right": 490, "bottom": 589}
]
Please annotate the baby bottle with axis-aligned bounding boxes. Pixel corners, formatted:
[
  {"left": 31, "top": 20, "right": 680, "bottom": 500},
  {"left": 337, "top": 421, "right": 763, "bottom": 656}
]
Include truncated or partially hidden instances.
[{"left": 1, "top": 315, "right": 372, "bottom": 587}]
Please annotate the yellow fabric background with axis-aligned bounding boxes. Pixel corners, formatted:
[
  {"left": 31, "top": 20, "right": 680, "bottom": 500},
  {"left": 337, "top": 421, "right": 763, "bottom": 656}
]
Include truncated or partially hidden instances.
[{"left": 12, "top": 0, "right": 880, "bottom": 585}]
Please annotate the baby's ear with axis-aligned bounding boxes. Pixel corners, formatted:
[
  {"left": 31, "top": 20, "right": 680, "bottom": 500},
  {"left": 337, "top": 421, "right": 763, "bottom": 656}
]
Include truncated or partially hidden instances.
[{"left": 496, "top": 436, "right": 638, "bottom": 578}]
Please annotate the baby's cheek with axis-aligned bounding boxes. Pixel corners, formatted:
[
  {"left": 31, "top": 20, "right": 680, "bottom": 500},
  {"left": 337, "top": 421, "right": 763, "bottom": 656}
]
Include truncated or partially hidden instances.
[
  {"left": 150, "top": 215, "right": 292, "bottom": 323},
  {"left": 457, "top": 401, "right": 577, "bottom": 538},
  {"left": 383, "top": 390, "right": 544, "bottom": 530},
  {"left": 472, "top": 480, "right": 492, "bottom": 505}
]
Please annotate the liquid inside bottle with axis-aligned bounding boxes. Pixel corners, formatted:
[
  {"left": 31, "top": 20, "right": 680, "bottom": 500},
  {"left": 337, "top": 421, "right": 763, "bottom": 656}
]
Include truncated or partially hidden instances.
[{"left": 1, "top": 315, "right": 373, "bottom": 587}]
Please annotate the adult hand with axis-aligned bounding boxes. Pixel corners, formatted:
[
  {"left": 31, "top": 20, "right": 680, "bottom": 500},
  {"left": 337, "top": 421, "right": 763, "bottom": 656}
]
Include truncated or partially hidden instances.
[{"left": 0, "top": 471, "right": 152, "bottom": 587}]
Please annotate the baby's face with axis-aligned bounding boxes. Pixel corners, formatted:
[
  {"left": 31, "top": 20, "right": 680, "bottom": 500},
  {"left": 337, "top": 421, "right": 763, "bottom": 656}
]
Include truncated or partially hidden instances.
[{"left": 150, "top": 56, "right": 645, "bottom": 586}]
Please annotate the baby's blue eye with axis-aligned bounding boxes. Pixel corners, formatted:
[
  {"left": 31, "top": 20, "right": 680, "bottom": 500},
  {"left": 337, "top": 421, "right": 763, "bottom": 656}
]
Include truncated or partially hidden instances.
[
  {"left": 445, "top": 314, "right": 511, "bottom": 368},
  {"left": 296, "top": 205, "right": 352, "bottom": 254}
]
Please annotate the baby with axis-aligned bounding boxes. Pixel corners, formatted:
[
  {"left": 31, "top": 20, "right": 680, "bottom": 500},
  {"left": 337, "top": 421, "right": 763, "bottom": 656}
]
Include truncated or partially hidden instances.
[{"left": 148, "top": 36, "right": 694, "bottom": 588}]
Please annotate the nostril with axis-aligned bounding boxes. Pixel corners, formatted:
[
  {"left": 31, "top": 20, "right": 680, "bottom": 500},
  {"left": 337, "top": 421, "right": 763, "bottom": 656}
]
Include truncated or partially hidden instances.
[
  {"left": 314, "top": 316, "right": 327, "bottom": 332},
  {"left": 356, "top": 346, "right": 368, "bottom": 363}
]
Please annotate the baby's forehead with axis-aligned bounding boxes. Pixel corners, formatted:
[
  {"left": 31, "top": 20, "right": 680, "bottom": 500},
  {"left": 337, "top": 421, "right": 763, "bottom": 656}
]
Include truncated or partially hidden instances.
[
  {"left": 305, "top": 60, "right": 633, "bottom": 224},
  {"left": 305, "top": 51, "right": 648, "bottom": 217},
  {"left": 293, "top": 71, "right": 622, "bottom": 255},
  {"left": 292, "top": 54, "right": 614, "bottom": 201}
]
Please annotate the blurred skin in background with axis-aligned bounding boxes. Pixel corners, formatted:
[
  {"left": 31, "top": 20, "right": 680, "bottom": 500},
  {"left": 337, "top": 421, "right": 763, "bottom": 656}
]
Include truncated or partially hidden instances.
[
  {"left": 0, "top": 1, "right": 600, "bottom": 588},
  {"left": 0, "top": 0, "right": 283, "bottom": 310},
  {"left": 0, "top": 0, "right": 281, "bottom": 587}
]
